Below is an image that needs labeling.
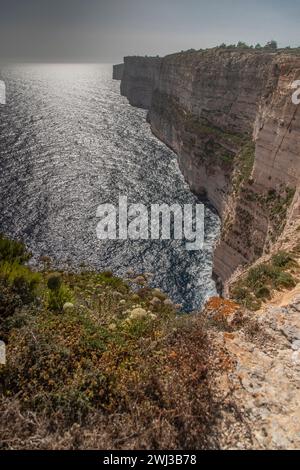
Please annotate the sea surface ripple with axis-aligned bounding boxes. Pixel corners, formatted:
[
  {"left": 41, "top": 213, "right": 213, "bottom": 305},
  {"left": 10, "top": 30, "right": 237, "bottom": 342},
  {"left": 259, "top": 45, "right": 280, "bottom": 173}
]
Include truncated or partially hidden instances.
[{"left": 0, "top": 64, "right": 220, "bottom": 311}]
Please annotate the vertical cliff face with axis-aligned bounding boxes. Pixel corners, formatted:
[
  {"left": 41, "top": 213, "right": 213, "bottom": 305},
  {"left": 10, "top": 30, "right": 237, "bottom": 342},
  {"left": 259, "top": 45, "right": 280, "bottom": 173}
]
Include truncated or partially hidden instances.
[
  {"left": 118, "top": 49, "right": 300, "bottom": 285},
  {"left": 120, "top": 56, "right": 161, "bottom": 109},
  {"left": 113, "top": 63, "right": 124, "bottom": 80}
]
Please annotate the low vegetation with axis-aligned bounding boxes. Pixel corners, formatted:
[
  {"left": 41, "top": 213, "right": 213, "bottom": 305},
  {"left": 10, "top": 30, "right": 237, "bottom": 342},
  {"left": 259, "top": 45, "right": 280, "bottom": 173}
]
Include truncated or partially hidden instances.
[
  {"left": 0, "top": 235, "right": 41, "bottom": 326},
  {"left": 177, "top": 41, "right": 300, "bottom": 56},
  {"left": 233, "top": 141, "right": 256, "bottom": 190},
  {"left": 0, "top": 235, "right": 225, "bottom": 450},
  {"left": 2, "top": 235, "right": 297, "bottom": 448},
  {"left": 264, "top": 187, "right": 296, "bottom": 238},
  {"left": 231, "top": 251, "right": 298, "bottom": 310},
  {"left": 217, "top": 40, "right": 279, "bottom": 51}
]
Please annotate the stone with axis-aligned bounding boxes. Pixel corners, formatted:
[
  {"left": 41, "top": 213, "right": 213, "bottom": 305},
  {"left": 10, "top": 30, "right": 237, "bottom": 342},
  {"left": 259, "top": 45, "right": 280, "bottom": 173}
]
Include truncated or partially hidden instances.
[
  {"left": 163, "top": 299, "right": 173, "bottom": 306},
  {"left": 113, "top": 63, "right": 124, "bottom": 80},
  {"left": 119, "top": 299, "right": 126, "bottom": 305},
  {"left": 280, "top": 325, "right": 300, "bottom": 342},
  {"left": 224, "top": 332, "right": 235, "bottom": 341},
  {"left": 268, "top": 307, "right": 285, "bottom": 315},
  {"left": 291, "top": 350, "right": 300, "bottom": 364},
  {"left": 152, "top": 288, "right": 161, "bottom": 294},
  {"left": 291, "top": 340, "right": 300, "bottom": 351},
  {"left": 292, "top": 295, "right": 300, "bottom": 304}
]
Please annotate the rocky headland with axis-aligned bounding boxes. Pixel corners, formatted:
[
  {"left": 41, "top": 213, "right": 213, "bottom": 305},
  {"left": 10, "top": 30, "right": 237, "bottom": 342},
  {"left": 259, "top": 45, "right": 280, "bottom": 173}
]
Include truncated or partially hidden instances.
[{"left": 118, "top": 49, "right": 300, "bottom": 288}]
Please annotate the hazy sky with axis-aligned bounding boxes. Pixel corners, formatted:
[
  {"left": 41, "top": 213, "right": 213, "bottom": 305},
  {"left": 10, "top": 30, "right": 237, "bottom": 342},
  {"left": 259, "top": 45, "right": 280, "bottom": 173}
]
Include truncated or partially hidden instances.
[{"left": 0, "top": 0, "right": 299, "bottom": 62}]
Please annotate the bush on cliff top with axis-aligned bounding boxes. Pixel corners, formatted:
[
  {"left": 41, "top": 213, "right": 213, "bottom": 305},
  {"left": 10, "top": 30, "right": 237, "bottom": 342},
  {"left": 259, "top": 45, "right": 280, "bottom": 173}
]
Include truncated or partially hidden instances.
[{"left": 217, "top": 40, "right": 278, "bottom": 50}]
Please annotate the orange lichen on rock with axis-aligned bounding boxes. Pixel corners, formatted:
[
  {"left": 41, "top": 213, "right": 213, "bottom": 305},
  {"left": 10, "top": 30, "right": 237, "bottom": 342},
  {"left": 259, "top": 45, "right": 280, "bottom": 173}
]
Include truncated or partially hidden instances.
[
  {"left": 168, "top": 350, "right": 178, "bottom": 359},
  {"left": 206, "top": 297, "right": 240, "bottom": 316},
  {"left": 203, "top": 297, "right": 244, "bottom": 331}
]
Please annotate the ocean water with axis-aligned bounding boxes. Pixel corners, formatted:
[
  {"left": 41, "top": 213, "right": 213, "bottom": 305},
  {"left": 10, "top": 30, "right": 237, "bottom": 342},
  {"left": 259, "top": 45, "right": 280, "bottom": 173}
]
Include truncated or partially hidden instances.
[{"left": 0, "top": 64, "right": 220, "bottom": 311}]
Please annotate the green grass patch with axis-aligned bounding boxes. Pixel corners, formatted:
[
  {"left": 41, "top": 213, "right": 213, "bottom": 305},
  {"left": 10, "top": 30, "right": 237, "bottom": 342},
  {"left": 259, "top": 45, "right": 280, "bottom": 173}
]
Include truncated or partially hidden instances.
[
  {"left": 0, "top": 235, "right": 41, "bottom": 321},
  {"left": 0, "top": 234, "right": 31, "bottom": 264},
  {"left": 231, "top": 251, "right": 298, "bottom": 310}
]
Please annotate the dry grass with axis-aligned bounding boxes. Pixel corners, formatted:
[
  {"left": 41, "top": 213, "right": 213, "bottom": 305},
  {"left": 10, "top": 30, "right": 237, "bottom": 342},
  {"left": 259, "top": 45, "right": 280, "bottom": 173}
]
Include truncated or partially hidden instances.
[{"left": 0, "top": 314, "right": 223, "bottom": 450}]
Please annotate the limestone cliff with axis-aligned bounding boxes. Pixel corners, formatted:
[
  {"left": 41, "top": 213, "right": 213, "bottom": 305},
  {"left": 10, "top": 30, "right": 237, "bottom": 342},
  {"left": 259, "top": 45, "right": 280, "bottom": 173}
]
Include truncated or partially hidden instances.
[
  {"left": 118, "top": 49, "right": 300, "bottom": 287},
  {"left": 112, "top": 63, "right": 124, "bottom": 80}
]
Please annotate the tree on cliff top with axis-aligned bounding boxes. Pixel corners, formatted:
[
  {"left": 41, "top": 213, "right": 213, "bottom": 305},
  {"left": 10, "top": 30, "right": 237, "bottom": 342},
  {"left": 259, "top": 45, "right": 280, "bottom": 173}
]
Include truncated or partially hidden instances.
[
  {"left": 236, "top": 41, "right": 250, "bottom": 49},
  {"left": 265, "top": 40, "right": 278, "bottom": 50}
]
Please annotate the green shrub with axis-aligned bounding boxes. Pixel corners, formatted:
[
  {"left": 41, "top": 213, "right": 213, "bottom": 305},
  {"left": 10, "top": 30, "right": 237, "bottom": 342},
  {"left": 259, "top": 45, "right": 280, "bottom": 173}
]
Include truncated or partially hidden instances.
[
  {"left": 262, "top": 188, "right": 296, "bottom": 239},
  {"left": 0, "top": 236, "right": 40, "bottom": 321},
  {"left": 0, "top": 234, "right": 30, "bottom": 264},
  {"left": 255, "top": 286, "right": 271, "bottom": 300},
  {"left": 246, "top": 262, "right": 296, "bottom": 291},
  {"left": 96, "top": 272, "right": 129, "bottom": 293},
  {"left": 236, "top": 141, "right": 255, "bottom": 186},
  {"left": 47, "top": 284, "right": 74, "bottom": 312},
  {"left": 0, "top": 280, "right": 22, "bottom": 319},
  {"left": 101, "top": 271, "right": 113, "bottom": 278},
  {"left": 236, "top": 41, "right": 251, "bottom": 49},
  {"left": 246, "top": 264, "right": 275, "bottom": 289},
  {"left": 230, "top": 285, "right": 262, "bottom": 311},
  {"left": 273, "top": 272, "right": 296, "bottom": 289},
  {"left": 47, "top": 272, "right": 62, "bottom": 291},
  {"left": 231, "top": 251, "right": 298, "bottom": 310},
  {"left": 271, "top": 251, "right": 296, "bottom": 269}
]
